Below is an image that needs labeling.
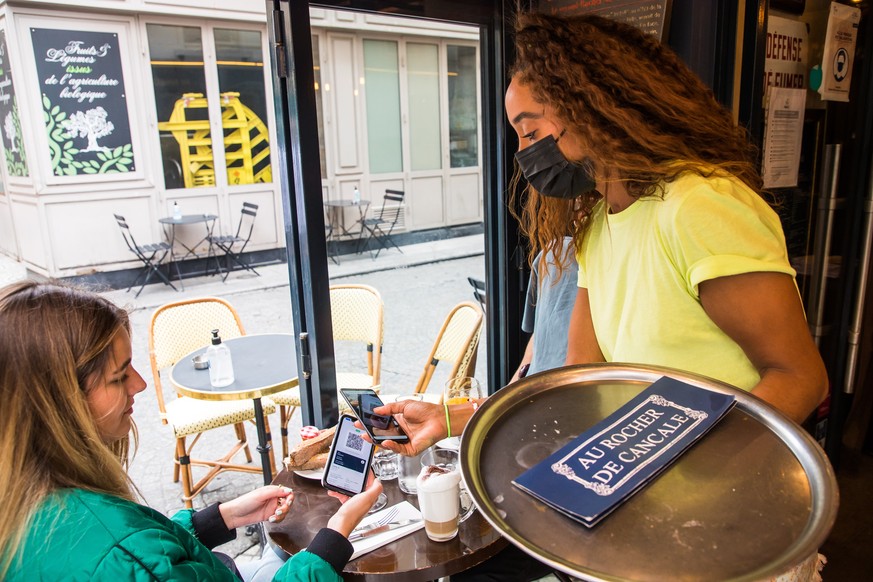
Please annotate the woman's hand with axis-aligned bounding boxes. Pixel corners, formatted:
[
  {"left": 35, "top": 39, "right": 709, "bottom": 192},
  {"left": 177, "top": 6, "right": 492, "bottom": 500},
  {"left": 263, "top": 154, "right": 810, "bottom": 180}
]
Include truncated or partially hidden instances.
[
  {"left": 357, "top": 400, "right": 446, "bottom": 456},
  {"left": 326, "top": 472, "right": 384, "bottom": 537},
  {"left": 219, "top": 485, "right": 294, "bottom": 529}
]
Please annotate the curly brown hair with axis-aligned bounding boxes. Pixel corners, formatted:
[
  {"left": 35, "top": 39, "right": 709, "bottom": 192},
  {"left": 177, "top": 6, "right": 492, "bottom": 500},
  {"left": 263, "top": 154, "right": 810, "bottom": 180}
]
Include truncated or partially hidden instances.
[{"left": 509, "top": 12, "right": 762, "bottom": 269}]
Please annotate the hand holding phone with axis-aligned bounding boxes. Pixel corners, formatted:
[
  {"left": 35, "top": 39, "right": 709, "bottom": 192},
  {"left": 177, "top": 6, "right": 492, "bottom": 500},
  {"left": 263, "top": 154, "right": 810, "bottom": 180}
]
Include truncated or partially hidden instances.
[
  {"left": 322, "top": 415, "right": 375, "bottom": 497},
  {"left": 325, "top": 472, "right": 384, "bottom": 537},
  {"left": 340, "top": 388, "right": 410, "bottom": 443}
]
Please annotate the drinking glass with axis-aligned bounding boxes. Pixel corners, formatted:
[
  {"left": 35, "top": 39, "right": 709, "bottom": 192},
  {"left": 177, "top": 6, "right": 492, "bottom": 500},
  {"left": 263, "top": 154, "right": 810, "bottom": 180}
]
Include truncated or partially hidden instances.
[
  {"left": 440, "top": 377, "right": 481, "bottom": 449},
  {"left": 366, "top": 446, "right": 398, "bottom": 513},
  {"left": 395, "top": 394, "right": 425, "bottom": 495},
  {"left": 373, "top": 447, "right": 400, "bottom": 480},
  {"left": 367, "top": 490, "right": 388, "bottom": 514}
]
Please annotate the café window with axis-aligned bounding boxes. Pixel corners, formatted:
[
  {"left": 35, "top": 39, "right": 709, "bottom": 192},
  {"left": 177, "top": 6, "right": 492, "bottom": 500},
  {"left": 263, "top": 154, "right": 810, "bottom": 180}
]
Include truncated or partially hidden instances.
[
  {"left": 363, "top": 39, "right": 403, "bottom": 174},
  {"left": 147, "top": 23, "right": 272, "bottom": 189},
  {"left": 447, "top": 45, "right": 478, "bottom": 168},
  {"left": 357, "top": 39, "right": 478, "bottom": 175},
  {"left": 407, "top": 43, "right": 441, "bottom": 171}
]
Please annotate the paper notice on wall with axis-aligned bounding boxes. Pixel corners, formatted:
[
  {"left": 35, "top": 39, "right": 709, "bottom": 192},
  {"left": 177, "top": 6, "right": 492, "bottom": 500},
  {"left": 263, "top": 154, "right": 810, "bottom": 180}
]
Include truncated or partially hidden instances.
[
  {"left": 819, "top": 2, "right": 861, "bottom": 102},
  {"left": 762, "top": 87, "right": 806, "bottom": 189}
]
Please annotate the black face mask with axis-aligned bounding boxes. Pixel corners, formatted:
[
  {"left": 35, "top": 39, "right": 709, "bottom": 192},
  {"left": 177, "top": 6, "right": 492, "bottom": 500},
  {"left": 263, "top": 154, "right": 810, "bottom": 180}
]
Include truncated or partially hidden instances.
[{"left": 514, "top": 133, "right": 597, "bottom": 199}]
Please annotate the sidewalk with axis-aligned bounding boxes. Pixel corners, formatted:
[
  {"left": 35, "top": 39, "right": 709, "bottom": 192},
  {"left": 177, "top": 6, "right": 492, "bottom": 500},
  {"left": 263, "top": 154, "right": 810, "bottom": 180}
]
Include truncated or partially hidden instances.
[
  {"left": 105, "top": 234, "right": 485, "bottom": 312},
  {"left": 111, "top": 235, "right": 486, "bottom": 564}
]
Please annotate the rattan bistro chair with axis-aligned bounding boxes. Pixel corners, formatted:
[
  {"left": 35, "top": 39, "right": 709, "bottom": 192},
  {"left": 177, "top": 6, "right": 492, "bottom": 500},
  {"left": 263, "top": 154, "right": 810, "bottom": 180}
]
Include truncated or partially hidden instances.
[
  {"left": 272, "top": 284, "right": 384, "bottom": 458},
  {"left": 414, "top": 301, "right": 484, "bottom": 399},
  {"left": 149, "top": 296, "right": 277, "bottom": 508}
]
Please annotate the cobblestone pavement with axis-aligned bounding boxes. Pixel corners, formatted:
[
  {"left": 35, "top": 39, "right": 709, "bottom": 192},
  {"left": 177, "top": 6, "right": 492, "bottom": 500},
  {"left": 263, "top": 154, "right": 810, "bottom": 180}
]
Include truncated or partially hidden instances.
[{"left": 104, "top": 237, "right": 487, "bottom": 562}]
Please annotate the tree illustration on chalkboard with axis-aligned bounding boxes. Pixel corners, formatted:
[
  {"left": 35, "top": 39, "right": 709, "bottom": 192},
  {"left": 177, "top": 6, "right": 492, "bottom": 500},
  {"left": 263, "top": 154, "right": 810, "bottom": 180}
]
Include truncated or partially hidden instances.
[
  {"left": 3, "top": 99, "right": 28, "bottom": 177},
  {"left": 61, "top": 107, "right": 114, "bottom": 152},
  {"left": 5, "top": 113, "right": 18, "bottom": 153},
  {"left": 42, "top": 94, "right": 133, "bottom": 176}
]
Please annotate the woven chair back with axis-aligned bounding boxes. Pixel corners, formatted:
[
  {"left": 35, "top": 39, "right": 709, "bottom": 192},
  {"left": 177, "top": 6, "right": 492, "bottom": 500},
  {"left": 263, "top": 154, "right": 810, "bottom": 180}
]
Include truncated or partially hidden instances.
[
  {"left": 330, "top": 284, "right": 383, "bottom": 384},
  {"left": 151, "top": 297, "right": 245, "bottom": 371},
  {"left": 415, "top": 301, "right": 484, "bottom": 395},
  {"left": 330, "top": 284, "right": 383, "bottom": 344},
  {"left": 149, "top": 297, "right": 246, "bottom": 415}
]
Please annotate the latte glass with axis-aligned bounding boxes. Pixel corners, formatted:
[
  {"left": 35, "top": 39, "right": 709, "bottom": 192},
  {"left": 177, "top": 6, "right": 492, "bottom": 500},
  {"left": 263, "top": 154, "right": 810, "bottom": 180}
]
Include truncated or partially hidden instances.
[{"left": 416, "top": 448, "right": 474, "bottom": 541}]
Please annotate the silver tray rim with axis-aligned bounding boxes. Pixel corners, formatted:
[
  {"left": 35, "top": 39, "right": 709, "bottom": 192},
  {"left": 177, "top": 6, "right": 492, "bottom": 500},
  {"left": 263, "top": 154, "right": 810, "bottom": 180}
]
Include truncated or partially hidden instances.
[{"left": 460, "top": 363, "right": 839, "bottom": 582}]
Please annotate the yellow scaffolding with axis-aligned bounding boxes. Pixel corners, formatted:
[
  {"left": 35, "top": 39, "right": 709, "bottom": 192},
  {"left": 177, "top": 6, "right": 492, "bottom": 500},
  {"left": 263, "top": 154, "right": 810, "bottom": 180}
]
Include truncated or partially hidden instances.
[{"left": 157, "top": 92, "right": 271, "bottom": 188}]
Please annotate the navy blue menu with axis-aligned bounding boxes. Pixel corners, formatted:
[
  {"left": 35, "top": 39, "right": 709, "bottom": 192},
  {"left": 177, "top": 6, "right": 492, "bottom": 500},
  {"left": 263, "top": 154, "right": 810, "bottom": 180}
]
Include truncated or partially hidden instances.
[{"left": 513, "top": 376, "right": 736, "bottom": 527}]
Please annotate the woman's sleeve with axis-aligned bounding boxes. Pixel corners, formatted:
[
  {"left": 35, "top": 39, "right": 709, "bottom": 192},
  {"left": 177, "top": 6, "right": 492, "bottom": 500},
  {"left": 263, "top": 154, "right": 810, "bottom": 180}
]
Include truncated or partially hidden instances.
[
  {"left": 664, "top": 181, "right": 795, "bottom": 295},
  {"left": 275, "top": 528, "right": 352, "bottom": 582},
  {"left": 171, "top": 503, "right": 236, "bottom": 550}
]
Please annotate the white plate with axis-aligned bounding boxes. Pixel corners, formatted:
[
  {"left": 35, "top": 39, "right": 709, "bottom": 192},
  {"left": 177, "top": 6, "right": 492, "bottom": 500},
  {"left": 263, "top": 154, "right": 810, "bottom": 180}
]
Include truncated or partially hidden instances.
[{"left": 293, "top": 468, "right": 325, "bottom": 480}]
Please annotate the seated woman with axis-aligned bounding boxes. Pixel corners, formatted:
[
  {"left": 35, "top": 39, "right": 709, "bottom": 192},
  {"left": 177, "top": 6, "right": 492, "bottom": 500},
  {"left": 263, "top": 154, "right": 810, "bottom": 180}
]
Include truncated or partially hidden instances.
[{"left": 0, "top": 281, "right": 382, "bottom": 581}]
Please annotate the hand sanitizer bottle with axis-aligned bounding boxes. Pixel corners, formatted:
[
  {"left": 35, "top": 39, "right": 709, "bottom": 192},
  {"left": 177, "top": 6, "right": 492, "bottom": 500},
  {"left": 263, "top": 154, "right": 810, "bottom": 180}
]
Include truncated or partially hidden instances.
[
  {"left": 172, "top": 201, "right": 182, "bottom": 220},
  {"left": 206, "top": 329, "right": 234, "bottom": 387},
  {"left": 352, "top": 186, "right": 361, "bottom": 205}
]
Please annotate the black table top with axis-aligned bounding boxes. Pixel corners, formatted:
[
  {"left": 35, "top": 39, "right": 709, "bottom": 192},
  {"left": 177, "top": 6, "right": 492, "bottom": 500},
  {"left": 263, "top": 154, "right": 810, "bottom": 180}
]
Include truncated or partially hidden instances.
[
  {"left": 159, "top": 213, "right": 218, "bottom": 225},
  {"left": 171, "top": 333, "right": 298, "bottom": 401}
]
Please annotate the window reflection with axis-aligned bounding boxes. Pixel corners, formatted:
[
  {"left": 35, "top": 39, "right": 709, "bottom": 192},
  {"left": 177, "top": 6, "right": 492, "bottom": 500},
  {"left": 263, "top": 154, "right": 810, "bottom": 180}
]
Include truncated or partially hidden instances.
[
  {"left": 214, "top": 28, "right": 272, "bottom": 186},
  {"left": 147, "top": 24, "right": 213, "bottom": 189},
  {"left": 448, "top": 45, "right": 478, "bottom": 168},
  {"left": 148, "top": 25, "right": 273, "bottom": 189}
]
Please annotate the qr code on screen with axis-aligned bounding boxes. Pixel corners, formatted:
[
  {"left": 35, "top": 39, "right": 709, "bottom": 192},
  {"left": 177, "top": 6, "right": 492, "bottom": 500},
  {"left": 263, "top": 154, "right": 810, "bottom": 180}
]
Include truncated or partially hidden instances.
[{"left": 345, "top": 431, "right": 364, "bottom": 451}]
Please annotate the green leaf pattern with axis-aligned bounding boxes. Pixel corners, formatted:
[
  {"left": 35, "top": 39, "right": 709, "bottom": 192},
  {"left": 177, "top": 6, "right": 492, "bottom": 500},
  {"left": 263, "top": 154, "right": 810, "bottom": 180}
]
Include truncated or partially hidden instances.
[{"left": 42, "top": 94, "right": 134, "bottom": 176}]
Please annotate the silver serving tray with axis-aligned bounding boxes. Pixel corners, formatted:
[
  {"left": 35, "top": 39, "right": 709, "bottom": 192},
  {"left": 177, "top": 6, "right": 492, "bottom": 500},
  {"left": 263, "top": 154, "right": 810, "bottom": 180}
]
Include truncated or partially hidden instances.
[{"left": 460, "top": 364, "right": 838, "bottom": 581}]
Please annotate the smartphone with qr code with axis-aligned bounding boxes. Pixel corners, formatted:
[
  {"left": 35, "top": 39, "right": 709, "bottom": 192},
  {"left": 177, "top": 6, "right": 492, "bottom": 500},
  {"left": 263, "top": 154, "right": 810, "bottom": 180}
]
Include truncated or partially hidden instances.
[
  {"left": 322, "top": 415, "right": 375, "bottom": 497},
  {"left": 340, "top": 388, "right": 410, "bottom": 443}
]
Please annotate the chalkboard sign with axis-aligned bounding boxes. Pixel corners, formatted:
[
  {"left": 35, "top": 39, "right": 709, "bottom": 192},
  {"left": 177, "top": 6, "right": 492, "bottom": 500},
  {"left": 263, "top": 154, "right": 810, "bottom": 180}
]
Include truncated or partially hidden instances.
[
  {"left": 538, "top": 0, "right": 672, "bottom": 40},
  {"left": 31, "top": 28, "right": 135, "bottom": 176},
  {"left": 0, "top": 29, "right": 29, "bottom": 177}
]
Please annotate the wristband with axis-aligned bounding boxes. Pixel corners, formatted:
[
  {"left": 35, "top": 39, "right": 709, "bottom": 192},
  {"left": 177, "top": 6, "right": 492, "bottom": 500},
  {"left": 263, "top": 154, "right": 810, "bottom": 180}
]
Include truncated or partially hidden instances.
[{"left": 444, "top": 403, "right": 452, "bottom": 438}]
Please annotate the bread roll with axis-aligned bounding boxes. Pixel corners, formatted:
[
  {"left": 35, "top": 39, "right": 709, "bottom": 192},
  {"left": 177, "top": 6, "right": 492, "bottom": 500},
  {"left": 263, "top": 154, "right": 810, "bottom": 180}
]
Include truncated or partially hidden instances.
[
  {"left": 297, "top": 452, "right": 329, "bottom": 471},
  {"left": 285, "top": 424, "right": 336, "bottom": 469}
]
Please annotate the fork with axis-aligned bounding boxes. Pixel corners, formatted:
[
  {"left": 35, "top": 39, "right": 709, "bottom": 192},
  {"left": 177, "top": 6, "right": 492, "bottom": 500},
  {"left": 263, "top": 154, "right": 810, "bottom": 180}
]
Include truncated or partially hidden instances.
[
  {"left": 348, "top": 518, "right": 422, "bottom": 542},
  {"left": 351, "top": 505, "right": 399, "bottom": 536}
]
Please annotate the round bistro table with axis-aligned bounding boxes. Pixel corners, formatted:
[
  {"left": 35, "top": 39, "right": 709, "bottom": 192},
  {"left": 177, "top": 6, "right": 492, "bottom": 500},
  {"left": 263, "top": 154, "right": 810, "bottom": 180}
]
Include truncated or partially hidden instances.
[
  {"left": 171, "top": 333, "right": 297, "bottom": 484},
  {"left": 266, "top": 469, "right": 508, "bottom": 581}
]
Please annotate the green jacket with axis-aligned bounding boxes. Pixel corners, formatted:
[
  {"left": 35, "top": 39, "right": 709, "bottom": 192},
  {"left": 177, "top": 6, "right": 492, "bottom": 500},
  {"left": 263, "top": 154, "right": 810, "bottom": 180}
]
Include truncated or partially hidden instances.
[{"left": 7, "top": 489, "right": 348, "bottom": 581}]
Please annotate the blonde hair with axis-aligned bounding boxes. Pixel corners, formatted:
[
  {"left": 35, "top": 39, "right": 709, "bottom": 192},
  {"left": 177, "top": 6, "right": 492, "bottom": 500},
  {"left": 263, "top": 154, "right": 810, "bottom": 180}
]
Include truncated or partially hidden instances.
[
  {"left": 0, "top": 281, "right": 136, "bottom": 576},
  {"left": 509, "top": 12, "right": 762, "bottom": 269}
]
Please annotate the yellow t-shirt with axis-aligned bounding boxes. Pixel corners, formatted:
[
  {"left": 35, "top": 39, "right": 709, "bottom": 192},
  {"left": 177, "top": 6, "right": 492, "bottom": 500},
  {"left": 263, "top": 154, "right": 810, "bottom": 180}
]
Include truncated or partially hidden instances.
[{"left": 577, "top": 172, "right": 796, "bottom": 390}]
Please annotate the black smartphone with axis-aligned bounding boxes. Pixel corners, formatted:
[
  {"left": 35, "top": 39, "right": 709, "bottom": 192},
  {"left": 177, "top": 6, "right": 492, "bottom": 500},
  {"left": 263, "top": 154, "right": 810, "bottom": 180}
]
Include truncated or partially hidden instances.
[
  {"left": 322, "top": 414, "right": 375, "bottom": 497},
  {"left": 340, "top": 388, "right": 410, "bottom": 443}
]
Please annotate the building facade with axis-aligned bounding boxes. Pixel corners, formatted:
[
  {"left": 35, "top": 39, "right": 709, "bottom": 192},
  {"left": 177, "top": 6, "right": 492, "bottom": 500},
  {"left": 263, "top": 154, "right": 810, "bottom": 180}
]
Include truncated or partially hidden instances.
[{"left": 0, "top": 1, "right": 481, "bottom": 278}]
